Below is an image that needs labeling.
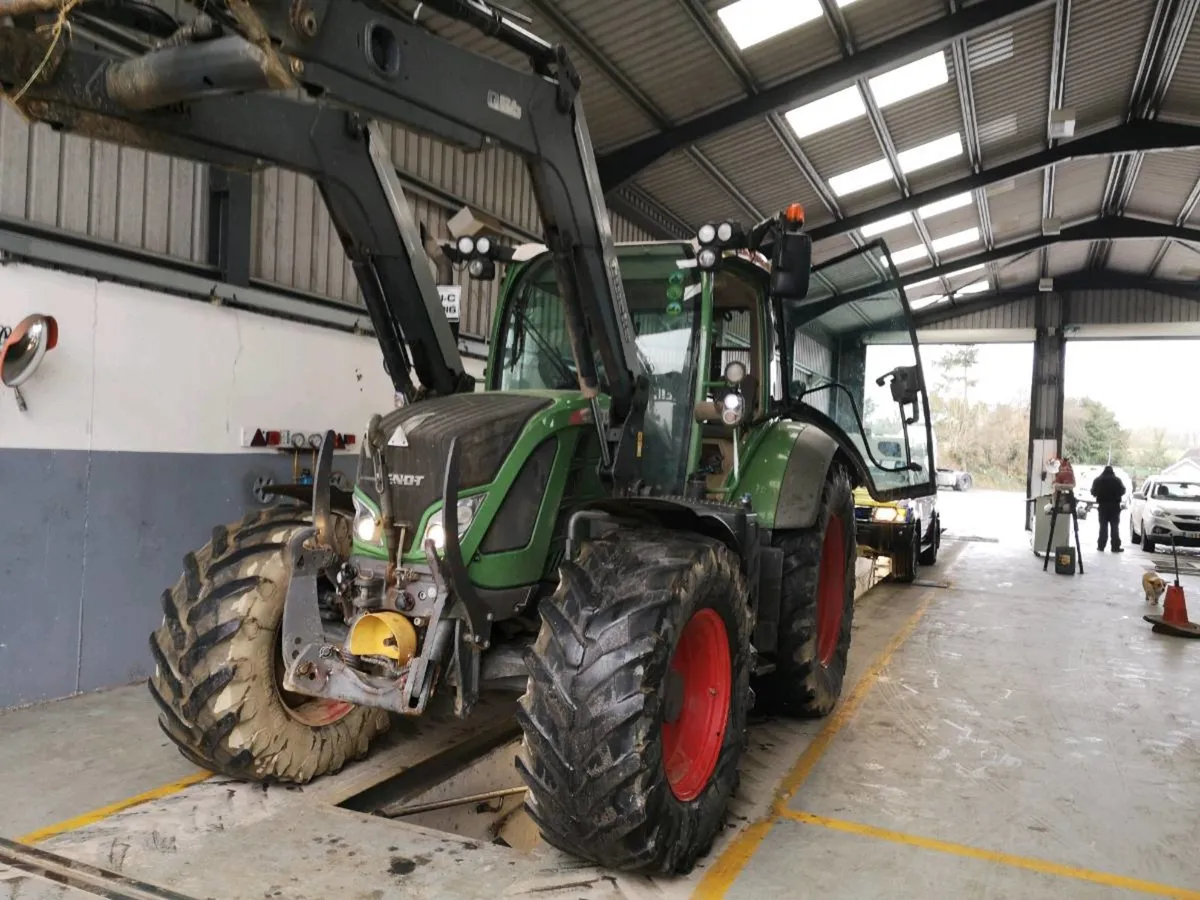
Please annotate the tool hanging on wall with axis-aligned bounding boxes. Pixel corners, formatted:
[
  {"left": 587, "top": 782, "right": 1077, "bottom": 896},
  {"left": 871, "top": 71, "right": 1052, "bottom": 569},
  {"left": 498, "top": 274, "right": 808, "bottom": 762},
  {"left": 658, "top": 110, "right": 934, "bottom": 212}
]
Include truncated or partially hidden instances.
[{"left": 1143, "top": 537, "right": 1199, "bottom": 638}]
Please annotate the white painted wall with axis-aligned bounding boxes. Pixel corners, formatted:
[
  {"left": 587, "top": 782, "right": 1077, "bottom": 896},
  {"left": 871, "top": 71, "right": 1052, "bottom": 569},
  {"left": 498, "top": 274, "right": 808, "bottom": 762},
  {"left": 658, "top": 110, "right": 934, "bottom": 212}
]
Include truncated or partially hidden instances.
[{"left": 0, "top": 263, "right": 397, "bottom": 453}]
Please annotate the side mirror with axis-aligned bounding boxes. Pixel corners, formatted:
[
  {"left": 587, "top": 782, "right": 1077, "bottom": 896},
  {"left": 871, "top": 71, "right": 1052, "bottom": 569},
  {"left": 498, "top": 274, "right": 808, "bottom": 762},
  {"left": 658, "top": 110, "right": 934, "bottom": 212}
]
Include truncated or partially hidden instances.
[
  {"left": 876, "top": 365, "right": 923, "bottom": 405},
  {"left": 770, "top": 232, "right": 812, "bottom": 300},
  {"left": 1, "top": 313, "right": 59, "bottom": 411},
  {"left": 1133, "top": 491, "right": 1145, "bottom": 500}
]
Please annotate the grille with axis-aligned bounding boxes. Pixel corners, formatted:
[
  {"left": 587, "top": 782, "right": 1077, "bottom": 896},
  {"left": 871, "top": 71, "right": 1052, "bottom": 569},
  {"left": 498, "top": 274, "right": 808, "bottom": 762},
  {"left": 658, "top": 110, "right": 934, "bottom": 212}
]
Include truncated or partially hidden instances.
[{"left": 379, "top": 393, "right": 552, "bottom": 549}]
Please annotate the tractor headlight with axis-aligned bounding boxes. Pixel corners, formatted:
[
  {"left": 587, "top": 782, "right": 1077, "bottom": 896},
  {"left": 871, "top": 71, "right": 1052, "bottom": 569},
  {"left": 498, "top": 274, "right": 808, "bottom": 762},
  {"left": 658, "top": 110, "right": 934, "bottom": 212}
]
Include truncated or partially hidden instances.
[
  {"left": 720, "top": 391, "right": 745, "bottom": 427},
  {"left": 456, "top": 235, "right": 475, "bottom": 256},
  {"left": 698, "top": 247, "right": 719, "bottom": 270},
  {"left": 717, "top": 221, "right": 733, "bottom": 242},
  {"left": 872, "top": 506, "right": 907, "bottom": 523},
  {"left": 476, "top": 236, "right": 492, "bottom": 255},
  {"left": 422, "top": 494, "right": 486, "bottom": 553},
  {"left": 353, "top": 495, "right": 383, "bottom": 546},
  {"left": 697, "top": 223, "right": 717, "bottom": 245}
]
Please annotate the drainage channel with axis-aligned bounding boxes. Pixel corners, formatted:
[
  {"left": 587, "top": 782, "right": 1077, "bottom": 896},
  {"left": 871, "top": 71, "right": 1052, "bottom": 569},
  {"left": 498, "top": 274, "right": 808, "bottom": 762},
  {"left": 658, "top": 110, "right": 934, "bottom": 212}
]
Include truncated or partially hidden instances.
[
  {"left": 0, "top": 837, "right": 198, "bottom": 900},
  {"left": 338, "top": 719, "right": 542, "bottom": 852}
]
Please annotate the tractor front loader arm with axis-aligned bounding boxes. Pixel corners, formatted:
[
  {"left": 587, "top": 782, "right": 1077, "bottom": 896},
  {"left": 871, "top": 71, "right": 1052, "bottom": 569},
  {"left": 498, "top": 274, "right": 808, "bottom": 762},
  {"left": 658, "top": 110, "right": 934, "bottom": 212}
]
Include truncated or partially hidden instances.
[{"left": 0, "top": 21, "right": 471, "bottom": 400}]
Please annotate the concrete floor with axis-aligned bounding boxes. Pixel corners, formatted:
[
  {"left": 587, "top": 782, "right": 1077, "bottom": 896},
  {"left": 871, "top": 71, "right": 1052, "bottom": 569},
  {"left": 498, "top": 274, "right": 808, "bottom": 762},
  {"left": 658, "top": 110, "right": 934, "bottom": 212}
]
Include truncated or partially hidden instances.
[{"left": 2, "top": 529, "right": 1198, "bottom": 899}]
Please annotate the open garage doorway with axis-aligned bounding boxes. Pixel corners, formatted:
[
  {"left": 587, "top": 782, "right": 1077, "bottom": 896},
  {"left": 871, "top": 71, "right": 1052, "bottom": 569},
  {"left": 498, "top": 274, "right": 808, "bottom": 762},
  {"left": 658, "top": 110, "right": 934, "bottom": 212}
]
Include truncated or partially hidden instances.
[
  {"left": 1064, "top": 339, "right": 1200, "bottom": 558},
  {"left": 908, "top": 341, "right": 1034, "bottom": 546}
]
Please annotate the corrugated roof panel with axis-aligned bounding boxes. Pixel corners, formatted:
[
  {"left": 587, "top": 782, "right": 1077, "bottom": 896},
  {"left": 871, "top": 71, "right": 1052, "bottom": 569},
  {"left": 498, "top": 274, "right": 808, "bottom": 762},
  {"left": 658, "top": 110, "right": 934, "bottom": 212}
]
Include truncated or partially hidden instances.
[
  {"left": 920, "top": 199, "right": 980, "bottom": 239},
  {"left": 700, "top": 0, "right": 843, "bottom": 88},
  {"left": 878, "top": 81, "right": 964, "bottom": 154},
  {"left": 800, "top": 115, "right": 892, "bottom": 180},
  {"left": 1050, "top": 156, "right": 1108, "bottom": 222},
  {"left": 1124, "top": 149, "right": 1200, "bottom": 221},
  {"left": 993, "top": 249, "right": 1042, "bottom": 287},
  {"left": 1106, "top": 239, "right": 1158, "bottom": 274},
  {"left": 1062, "top": 0, "right": 1155, "bottom": 133},
  {"left": 986, "top": 170, "right": 1044, "bottom": 242},
  {"left": 1156, "top": 240, "right": 1200, "bottom": 277},
  {"left": 695, "top": 121, "right": 826, "bottom": 224},
  {"left": 839, "top": 179, "right": 906, "bottom": 217},
  {"left": 812, "top": 233, "right": 858, "bottom": 265},
  {"left": 1046, "top": 241, "right": 1091, "bottom": 276},
  {"left": 970, "top": 7, "right": 1055, "bottom": 166},
  {"left": 843, "top": 0, "right": 946, "bottom": 51},
  {"left": 636, "top": 152, "right": 745, "bottom": 228},
  {"left": 560, "top": 0, "right": 745, "bottom": 124},
  {"left": 906, "top": 155, "right": 977, "bottom": 195},
  {"left": 1161, "top": 18, "right": 1200, "bottom": 124},
  {"left": 426, "top": 6, "right": 657, "bottom": 151}
]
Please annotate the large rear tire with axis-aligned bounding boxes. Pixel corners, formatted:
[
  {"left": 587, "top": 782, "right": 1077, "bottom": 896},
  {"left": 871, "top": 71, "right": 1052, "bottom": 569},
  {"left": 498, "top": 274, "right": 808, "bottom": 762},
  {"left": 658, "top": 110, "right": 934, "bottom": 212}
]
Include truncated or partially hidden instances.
[
  {"left": 760, "top": 464, "right": 857, "bottom": 718},
  {"left": 517, "top": 529, "right": 753, "bottom": 875},
  {"left": 148, "top": 507, "right": 389, "bottom": 783}
]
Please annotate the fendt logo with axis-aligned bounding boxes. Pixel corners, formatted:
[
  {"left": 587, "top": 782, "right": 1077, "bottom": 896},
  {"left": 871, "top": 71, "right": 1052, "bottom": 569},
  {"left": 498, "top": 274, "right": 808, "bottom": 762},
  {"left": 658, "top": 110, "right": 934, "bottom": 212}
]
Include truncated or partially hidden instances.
[
  {"left": 487, "top": 90, "right": 523, "bottom": 120},
  {"left": 389, "top": 473, "right": 426, "bottom": 487}
]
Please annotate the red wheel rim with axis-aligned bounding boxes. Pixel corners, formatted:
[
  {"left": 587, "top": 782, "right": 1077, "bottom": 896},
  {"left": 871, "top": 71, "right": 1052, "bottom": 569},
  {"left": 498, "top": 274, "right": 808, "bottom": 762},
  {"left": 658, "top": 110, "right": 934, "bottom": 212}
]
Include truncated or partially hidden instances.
[
  {"left": 815, "top": 514, "right": 847, "bottom": 666},
  {"left": 661, "top": 608, "right": 732, "bottom": 802}
]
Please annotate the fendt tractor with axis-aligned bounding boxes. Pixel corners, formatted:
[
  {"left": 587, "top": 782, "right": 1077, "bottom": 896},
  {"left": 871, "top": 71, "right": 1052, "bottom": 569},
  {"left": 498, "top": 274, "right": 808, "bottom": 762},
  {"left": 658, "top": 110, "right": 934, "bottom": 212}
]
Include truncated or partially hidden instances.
[{"left": 2, "top": 0, "right": 936, "bottom": 874}]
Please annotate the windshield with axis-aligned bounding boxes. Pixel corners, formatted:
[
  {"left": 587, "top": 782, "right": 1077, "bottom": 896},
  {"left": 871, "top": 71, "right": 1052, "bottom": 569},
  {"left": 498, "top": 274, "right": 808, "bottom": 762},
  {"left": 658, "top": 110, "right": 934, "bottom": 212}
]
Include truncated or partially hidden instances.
[
  {"left": 494, "top": 244, "right": 702, "bottom": 493},
  {"left": 1154, "top": 482, "right": 1200, "bottom": 501},
  {"left": 781, "top": 241, "right": 935, "bottom": 498}
]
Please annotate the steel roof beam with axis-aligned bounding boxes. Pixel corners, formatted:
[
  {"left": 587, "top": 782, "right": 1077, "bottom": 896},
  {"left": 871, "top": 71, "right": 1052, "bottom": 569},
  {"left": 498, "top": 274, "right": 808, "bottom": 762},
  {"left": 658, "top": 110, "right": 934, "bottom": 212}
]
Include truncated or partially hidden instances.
[
  {"left": 607, "top": 188, "right": 693, "bottom": 240},
  {"left": 1149, "top": 171, "right": 1200, "bottom": 273},
  {"left": 804, "top": 120, "right": 1200, "bottom": 242},
  {"left": 1041, "top": 0, "right": 1070, "bottom": 278},
  {"left": 900, "top": 215, "right": 1200, "bottom": 289},
  {"left": 596, "top": 0, "right": 1054, "bottom": 191}
]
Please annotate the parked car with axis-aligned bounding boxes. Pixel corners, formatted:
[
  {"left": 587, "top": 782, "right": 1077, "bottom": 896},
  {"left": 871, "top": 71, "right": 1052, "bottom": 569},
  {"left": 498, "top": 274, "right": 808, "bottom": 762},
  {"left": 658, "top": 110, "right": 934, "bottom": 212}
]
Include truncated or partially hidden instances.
[
  {"left": 1129, "top": 477, "right": 1200, "bottom": 551},
  {"left": 936, "top": 467, "right": 973, "bottom": 492}
]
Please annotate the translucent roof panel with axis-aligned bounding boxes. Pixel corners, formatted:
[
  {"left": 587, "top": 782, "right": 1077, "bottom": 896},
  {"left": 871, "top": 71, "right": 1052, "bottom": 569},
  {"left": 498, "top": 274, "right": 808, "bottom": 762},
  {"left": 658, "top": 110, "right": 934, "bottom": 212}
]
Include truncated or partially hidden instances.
[
  {"left": 897, "top": 133, "right": 964, "bottom": 175},
  {"left": 716, "top": 0, "right": 823, "bottom": 50},
  {"left": 931, "top": 227, "right": 981, "bottom": 252},
  {"left": 860, "top": 212, "right": 915, "bottom": 237},
  {"left": 868, "top": 51, "right": 950, "bottom": 109},
  {"left": 830, "top": 158, "right": 894, "bottom": 197},
  {"left": 784, "top": 86, "right": 866, "bottom": 140},
  {"left": 918, "top": 192, "right": 974, "bottom": 220}
]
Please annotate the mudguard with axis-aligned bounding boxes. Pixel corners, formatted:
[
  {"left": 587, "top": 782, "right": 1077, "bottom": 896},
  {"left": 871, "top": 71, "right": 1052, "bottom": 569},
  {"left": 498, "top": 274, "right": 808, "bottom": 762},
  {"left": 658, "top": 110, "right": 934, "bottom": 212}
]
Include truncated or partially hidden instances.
[{"left": 735, "top": 420, "right": 845, "bottom": 531}]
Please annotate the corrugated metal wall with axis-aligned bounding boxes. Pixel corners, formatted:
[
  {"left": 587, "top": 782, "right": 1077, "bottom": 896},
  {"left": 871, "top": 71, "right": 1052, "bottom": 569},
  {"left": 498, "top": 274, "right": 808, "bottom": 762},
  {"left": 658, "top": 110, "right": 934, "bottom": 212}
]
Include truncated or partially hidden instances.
[
  {"left": 2, "top": 69, "right": 651, "bottom": 343},
  {"left": 920, "top": 288, "right": 1200, "bottom": 334}
]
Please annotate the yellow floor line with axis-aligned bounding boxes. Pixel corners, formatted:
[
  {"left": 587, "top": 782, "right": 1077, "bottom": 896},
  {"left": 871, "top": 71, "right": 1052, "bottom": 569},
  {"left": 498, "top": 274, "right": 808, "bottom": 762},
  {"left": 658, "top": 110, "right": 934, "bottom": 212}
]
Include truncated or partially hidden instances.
[
  {"left": 692, "top": 590, "right": 937, "bottom": 898},
  {"left": 782, "top": 810, "right": 1200, "bottom": 900},
  {"left": 16, "top": 770, "right": 210, "bottom": 845}
]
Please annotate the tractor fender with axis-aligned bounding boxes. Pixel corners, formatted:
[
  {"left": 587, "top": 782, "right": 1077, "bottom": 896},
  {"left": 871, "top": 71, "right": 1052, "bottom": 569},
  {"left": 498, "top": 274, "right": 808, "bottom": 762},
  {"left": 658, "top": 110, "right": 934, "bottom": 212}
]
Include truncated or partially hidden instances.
[{"left": 736, "top": 420, "right": 846, "bottom": 531}]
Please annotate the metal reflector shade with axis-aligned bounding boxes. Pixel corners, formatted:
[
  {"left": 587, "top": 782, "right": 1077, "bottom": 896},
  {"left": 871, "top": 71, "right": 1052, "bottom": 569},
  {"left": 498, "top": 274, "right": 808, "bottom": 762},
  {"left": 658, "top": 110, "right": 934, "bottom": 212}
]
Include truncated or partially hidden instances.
[{"left": 0, "top": 314, "right": 58, "bottom": 388}]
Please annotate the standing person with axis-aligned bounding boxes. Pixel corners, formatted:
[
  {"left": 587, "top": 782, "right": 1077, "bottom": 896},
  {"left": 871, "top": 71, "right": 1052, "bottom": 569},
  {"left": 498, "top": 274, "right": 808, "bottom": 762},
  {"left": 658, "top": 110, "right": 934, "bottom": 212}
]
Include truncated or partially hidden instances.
[{"left": 1090, "top": 465, "right": 1126, "bottom": 552}]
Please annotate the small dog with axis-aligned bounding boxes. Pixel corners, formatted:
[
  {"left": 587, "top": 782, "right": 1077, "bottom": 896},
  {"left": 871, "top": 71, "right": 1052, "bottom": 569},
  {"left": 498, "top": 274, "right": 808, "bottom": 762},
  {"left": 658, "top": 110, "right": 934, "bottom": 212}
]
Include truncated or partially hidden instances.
[{"left": 1143, "top": 570, "right": 1166, "bottom": 605}]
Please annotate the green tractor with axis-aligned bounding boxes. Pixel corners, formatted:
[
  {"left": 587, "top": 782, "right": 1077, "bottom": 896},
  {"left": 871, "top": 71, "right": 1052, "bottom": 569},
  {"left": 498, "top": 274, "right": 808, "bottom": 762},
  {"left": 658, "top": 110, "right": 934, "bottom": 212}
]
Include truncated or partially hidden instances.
[
  {"left": 149, "top": 226, "right": 936, "bottom": 873},
  {"left": 1, "top": 0, "right": 931, "bottom": 876}
]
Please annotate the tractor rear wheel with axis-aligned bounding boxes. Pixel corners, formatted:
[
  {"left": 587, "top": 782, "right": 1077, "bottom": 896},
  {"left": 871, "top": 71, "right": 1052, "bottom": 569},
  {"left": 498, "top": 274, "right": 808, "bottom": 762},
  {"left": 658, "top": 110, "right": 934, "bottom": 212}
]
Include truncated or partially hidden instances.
[
  {"left": 517, "top": 529, "right": 753, "bottom": 875},
  {"left": 760, "top": 464, "right": 857, "bottom": 718},
  {"left": 148, "top": 506, "right": 389, "bottom": 783}
]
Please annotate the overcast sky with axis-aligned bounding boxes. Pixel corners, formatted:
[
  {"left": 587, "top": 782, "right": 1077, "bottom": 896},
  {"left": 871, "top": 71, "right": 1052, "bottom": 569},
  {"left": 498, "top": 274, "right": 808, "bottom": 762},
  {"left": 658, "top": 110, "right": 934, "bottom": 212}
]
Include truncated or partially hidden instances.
[{"left": 911, "top": 339, "right": 1196, "bottom": 432}]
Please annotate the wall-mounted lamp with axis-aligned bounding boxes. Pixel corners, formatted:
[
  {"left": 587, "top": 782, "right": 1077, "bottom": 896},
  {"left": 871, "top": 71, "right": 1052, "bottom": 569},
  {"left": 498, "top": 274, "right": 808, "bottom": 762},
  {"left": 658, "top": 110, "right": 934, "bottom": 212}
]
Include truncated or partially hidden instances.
[{"left": 0, "top": 314, "right": 59, "bottom": 411}]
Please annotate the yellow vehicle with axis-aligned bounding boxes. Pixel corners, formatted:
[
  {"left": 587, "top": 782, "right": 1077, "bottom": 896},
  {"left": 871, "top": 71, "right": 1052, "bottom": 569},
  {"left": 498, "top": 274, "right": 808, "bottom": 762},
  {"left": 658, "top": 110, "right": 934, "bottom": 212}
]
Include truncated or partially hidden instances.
[{"left": 853, "top": 434, "right": 941, "bottom": 582}]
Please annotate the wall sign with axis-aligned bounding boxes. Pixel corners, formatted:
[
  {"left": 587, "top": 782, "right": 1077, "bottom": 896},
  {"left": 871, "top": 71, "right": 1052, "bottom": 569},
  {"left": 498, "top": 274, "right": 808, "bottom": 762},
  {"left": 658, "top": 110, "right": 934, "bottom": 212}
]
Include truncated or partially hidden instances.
[{"left": 438, "top": 285, "right": 462, "bottom": 323}]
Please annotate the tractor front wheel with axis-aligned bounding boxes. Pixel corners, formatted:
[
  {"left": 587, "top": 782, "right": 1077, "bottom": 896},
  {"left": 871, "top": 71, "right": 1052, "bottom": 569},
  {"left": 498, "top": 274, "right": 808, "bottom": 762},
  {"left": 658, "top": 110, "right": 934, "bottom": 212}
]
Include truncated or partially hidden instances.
[
  {"left": 517, "top": 529, "right": 753, "bottom": 875},
  {"left": 760, "top": 464, "right": 857, "bottom": 718},
  {"left": 148, "top": 506, "right": 389, "bottom": 783}
]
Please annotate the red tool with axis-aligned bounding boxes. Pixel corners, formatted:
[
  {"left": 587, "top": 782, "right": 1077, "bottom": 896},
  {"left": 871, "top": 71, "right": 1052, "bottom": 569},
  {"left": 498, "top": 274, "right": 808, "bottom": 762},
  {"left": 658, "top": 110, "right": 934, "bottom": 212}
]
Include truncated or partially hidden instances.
[{"left": 1143, "top": 537, "right": 1200, "bottom": 639}]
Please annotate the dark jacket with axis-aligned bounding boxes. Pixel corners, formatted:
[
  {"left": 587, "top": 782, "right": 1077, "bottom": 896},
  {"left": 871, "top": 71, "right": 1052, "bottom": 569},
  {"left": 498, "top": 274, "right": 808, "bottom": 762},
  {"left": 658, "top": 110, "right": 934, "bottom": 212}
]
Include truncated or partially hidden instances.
[{"left": 1090, "top": 467, "right": 1126, "bottom": 508}]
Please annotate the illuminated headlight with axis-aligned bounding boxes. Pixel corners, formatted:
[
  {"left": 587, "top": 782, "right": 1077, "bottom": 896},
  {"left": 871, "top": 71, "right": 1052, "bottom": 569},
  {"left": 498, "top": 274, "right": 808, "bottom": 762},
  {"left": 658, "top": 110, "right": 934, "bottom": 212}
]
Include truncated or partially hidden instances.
[
  {"left": 717, "top": 221, "right": 733, "bottom": 242},
  {"left": 720, "top": 391, "right": 745, "bottom": 427},
  {"left": 353, "top": 495, "right": 383, "bottom": 546},
  {"left": 456, "top": 236, "right": 475, "bottom": 256},
  {"left": 872, "top": 507, "right": 907, "bottom": 523},
  {"left": 476, "top": 236, "right": 492, "bottom": 255},
  {"left": 697, "top": 247, "right": 719, "bottom": 270},
  {"left": 697, "top": 223, "right": 717, "bottom": 245},
  {"left": 422, "top": 494, "right": 486, "bottom": 552}
]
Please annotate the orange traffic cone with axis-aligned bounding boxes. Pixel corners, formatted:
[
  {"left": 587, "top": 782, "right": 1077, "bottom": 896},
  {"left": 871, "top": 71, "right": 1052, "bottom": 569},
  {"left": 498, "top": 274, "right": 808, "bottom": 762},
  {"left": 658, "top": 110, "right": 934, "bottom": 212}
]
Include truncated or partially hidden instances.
[{"left": 1143, "top": 538, "right": 1200, "bottom": 638}]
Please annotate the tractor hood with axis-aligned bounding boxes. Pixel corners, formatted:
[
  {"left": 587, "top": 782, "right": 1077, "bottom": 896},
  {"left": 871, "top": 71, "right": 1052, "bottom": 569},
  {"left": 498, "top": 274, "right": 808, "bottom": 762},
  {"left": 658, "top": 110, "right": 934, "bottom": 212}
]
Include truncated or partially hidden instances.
[{"left": 357, "top": 391, "right": 553, "bottom": 551}]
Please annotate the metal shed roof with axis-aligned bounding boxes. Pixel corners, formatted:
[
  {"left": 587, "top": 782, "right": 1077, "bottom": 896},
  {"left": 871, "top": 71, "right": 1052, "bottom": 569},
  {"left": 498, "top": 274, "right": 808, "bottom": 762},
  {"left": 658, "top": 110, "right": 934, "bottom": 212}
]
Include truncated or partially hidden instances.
[{"left": 410, "top": 0, "right": 1200, "bottom": 319}]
